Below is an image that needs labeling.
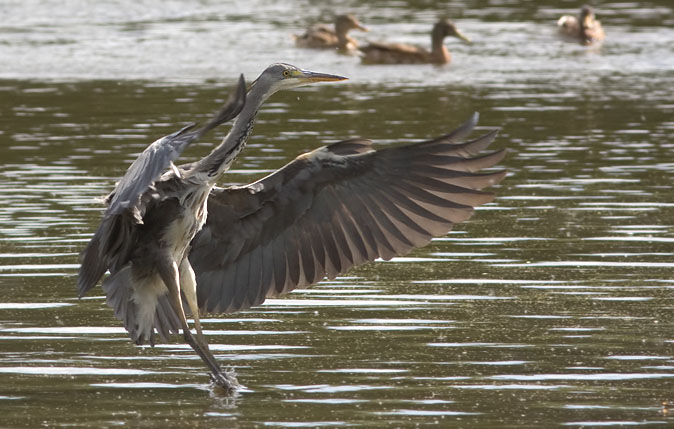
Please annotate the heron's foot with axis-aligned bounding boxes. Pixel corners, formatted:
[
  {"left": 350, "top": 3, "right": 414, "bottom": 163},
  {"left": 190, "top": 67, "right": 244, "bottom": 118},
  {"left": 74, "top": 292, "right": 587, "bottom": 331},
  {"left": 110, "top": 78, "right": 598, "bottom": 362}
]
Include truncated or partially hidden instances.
[{"left": 209, "top": 367, "right": 240, "bottom": 395}]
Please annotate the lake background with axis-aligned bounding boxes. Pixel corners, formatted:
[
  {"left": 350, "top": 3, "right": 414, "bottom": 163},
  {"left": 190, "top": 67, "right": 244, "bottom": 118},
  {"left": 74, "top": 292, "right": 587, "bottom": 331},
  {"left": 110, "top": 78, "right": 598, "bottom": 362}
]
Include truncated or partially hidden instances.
[{"left": 1, "top": 0, "right": 674, "bottom": 427}]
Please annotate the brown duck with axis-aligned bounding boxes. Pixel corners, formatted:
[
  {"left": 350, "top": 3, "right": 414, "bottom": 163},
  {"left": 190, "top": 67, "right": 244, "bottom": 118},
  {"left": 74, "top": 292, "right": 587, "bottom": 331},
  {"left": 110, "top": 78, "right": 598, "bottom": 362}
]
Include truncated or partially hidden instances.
[
  {"left": 557, "top": 5, "right": 605, "bottom": 45},
  {"left": 294, "top": 14, "right": 368, "bottom": 52},
  {"left": 360, "top": 19, "right": 471, "bottom": 65}
]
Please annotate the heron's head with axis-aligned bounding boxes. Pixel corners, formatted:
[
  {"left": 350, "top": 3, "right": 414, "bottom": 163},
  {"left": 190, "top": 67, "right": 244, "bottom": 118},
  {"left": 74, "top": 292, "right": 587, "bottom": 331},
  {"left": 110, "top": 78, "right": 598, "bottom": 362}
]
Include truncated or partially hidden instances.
[
  {"left": 433, "top": 19, "right": 471, "bottom": 44},
  {"left": 250, "top": 63, "right": 347, "bottom": 98}
]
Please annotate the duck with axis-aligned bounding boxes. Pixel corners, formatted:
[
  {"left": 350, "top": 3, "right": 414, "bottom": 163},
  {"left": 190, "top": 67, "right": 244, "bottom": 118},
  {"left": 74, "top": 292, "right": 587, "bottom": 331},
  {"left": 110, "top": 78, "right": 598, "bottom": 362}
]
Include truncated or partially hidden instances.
[
  {"left": 294, "top": 14, "right": 368, "bottom": 52},
  {"left": 557, "top": 5, "right": 605, "bottom": 45},
  {"left": 360, "top": 19, "right": 471, "bottom": 65}
]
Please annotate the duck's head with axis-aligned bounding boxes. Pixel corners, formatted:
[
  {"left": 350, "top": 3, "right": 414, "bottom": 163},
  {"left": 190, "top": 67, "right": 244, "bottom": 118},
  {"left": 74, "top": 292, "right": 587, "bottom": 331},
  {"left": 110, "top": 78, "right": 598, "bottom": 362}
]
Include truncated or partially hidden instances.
[
  {"left": 580, "top": 5, "right": 599, "bottom": 28},
  {"left": 336, "top": 14, "right": 368, "bottom": 33},
  {"left": 433, "top": 19, "right": 471, "bottom": 44}
]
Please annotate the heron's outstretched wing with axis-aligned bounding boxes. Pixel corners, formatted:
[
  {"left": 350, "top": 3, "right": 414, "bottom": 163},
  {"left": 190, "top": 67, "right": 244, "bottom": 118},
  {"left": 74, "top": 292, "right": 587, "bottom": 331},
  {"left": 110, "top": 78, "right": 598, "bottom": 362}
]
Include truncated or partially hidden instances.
[
  {"left": 190, "top": 113, "right": 506, "bottom": 314},
  {"left": 105, "top": 75, "right": 247, "bottom": 219},
  {"left": 77, "top": 77, "right": 247, "bottom": 297}
]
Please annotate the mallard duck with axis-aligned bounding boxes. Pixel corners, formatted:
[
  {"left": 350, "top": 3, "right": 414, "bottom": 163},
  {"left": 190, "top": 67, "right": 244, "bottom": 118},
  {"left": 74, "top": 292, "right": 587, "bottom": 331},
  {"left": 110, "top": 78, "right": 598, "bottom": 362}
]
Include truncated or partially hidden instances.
[
  {"left": 557, "top": 5, "right": 605, "bottom": 45},
  {"left": 294, "top": 14, "right": 368, "bottom": 52},
  {"left": 360, "top": 19, "right": 471, "bottom": 65}
]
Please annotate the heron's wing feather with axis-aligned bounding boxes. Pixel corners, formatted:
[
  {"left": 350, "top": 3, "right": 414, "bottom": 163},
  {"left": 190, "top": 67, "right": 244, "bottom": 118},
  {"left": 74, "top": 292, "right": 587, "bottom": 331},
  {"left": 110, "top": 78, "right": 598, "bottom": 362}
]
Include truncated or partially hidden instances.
[
  {"left": 77, "top": 77, "right": 246, "bottom": 297},
  {"left": 105, "top": 76, "right": 247, "bottom": 218},
  {"left": 77, "top": 210, "right": 138, "bottom": 297},
  {"left": 190, "top": 113, "right": 506, "bottom": 314}
]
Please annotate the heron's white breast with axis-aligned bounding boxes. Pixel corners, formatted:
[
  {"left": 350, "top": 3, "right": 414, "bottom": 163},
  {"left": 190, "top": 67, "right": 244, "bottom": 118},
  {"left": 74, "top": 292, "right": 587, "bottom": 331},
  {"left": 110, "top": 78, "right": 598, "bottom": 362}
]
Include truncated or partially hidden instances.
[{"left": 165, "top": 185, "right": 212, "bottom": 260}]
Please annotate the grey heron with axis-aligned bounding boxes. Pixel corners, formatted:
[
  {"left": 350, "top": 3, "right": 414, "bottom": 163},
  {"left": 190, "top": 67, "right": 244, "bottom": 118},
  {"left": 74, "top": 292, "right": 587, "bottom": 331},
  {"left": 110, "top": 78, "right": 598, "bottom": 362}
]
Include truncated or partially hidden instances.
[{"left": 78, "top": 63, "right": 505, "bottom": 393}]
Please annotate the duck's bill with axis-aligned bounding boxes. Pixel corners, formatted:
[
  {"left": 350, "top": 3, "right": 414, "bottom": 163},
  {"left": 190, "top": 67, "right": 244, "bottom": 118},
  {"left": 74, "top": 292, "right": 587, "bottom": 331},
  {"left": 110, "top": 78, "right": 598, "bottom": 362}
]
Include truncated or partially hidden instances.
[
  {"left": 296, "top": 70, "right": 348, "bottom": 82},
  {"left": 456, "top": 30, "right": 472, "bottom": 44}
]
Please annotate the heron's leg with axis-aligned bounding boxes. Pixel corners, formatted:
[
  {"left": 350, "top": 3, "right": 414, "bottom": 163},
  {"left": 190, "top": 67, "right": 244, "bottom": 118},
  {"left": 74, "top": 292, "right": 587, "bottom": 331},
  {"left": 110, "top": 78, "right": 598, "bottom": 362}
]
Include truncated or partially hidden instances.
[
  {"left": 158, "top": 257, "right": 235, "bottom": 390},
  {"left": 178, "top": 257, "right": 206, "bottom": 347}
]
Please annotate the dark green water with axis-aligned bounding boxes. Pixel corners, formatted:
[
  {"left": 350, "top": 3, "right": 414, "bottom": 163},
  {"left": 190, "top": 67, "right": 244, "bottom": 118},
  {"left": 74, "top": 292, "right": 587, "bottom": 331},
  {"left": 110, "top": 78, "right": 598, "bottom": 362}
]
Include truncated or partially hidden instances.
[{"left": 1, "top": 0, "right": 674, "bottom": 427}]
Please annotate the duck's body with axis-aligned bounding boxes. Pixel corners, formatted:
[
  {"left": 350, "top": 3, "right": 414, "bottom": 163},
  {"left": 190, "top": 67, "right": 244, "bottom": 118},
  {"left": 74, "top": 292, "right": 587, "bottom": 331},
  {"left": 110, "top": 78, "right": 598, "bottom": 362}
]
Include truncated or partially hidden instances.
[
  {"left": 360, "top": 41, "right": 448, "bottom": 65},
  {"left": 360, "top": 19, "right": 470, "bottom": 65},
  {"left": 557, "top": 5, "right": 605, "bottom": 45},
  {"left": 295, "top": 14, "right": 368, "bottom": 52}
]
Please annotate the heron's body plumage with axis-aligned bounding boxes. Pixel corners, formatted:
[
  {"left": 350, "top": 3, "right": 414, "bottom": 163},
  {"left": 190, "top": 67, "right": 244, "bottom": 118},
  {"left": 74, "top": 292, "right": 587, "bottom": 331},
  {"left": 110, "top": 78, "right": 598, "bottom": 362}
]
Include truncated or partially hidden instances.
[{"left": 99, "top": 169, "right": 211, "bottom": 344}]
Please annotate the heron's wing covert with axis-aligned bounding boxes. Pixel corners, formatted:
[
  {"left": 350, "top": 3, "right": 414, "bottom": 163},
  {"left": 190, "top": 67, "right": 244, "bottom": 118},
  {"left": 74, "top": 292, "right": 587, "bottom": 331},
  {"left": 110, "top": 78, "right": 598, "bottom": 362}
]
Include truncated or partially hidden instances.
[{"left": 190, "top": 113, "right": 506, "bottom": 314}]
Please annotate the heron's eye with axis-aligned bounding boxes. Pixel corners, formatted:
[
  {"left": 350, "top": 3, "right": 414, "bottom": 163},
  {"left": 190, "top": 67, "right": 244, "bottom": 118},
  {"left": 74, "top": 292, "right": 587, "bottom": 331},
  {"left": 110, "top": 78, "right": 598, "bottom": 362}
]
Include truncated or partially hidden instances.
[{"left": 283, "top": 70, "right": 290, "bottom": 77}]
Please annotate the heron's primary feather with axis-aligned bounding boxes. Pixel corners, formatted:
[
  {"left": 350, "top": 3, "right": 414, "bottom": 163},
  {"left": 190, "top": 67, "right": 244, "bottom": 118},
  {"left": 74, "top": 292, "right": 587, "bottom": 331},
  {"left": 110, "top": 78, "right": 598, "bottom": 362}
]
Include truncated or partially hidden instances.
[{"left": 190, "top": 113, "right": 505, "bottom": 314}]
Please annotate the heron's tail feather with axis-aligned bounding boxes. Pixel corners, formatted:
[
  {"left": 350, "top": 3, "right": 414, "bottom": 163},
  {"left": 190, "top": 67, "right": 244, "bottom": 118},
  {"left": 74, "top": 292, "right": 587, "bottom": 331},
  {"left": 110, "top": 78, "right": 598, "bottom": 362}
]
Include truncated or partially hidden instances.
[{"left": 103, "top": 266, "right": 181, "bottom": 345}]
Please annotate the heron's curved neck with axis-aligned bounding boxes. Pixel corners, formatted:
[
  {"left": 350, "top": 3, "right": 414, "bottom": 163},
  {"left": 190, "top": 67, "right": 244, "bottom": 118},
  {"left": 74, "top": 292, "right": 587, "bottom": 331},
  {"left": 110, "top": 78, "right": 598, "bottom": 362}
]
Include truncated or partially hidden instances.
[{"left": 194, "top": 82, "right": 271, "bottom": 180}]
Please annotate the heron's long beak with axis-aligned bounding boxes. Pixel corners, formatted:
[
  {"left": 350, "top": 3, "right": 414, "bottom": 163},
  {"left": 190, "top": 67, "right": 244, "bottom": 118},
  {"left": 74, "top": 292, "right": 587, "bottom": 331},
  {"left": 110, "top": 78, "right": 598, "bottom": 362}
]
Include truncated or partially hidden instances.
[
  {"left": 356, "top": 23, "right": 369, "bottom": 32},
  {"left": 295, "top": 69, "right": 348, "bottom": 83}
]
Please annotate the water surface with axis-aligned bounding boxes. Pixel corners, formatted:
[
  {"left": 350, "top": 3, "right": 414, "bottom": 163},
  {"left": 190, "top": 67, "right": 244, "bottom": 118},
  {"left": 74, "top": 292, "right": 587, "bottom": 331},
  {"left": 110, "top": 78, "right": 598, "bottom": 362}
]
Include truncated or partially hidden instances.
[{"left": 1, "top": 0, "right": 674, "bottom": 427}]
